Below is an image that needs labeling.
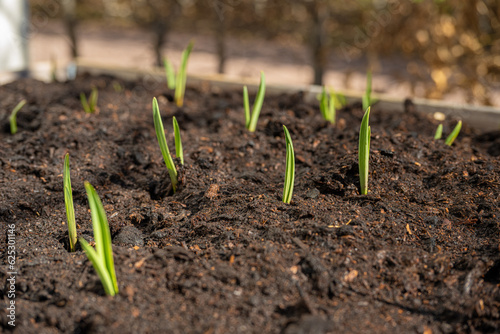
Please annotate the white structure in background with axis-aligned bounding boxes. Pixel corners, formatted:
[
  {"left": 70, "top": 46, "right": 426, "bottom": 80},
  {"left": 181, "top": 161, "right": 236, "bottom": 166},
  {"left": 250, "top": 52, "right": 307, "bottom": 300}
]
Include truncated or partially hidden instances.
[{"left": 0, "top": 1, "right": 29, "bottom": 74}]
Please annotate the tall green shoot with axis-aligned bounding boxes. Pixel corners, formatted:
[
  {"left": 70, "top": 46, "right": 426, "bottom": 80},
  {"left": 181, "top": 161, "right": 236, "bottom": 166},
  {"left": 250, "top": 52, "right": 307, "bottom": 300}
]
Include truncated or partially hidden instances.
[
  {"left": 244, "top": 71, "right": 266, "bottom": 132},
  {"left": 63, "top": 154, "right": 77, "bottom": 252},
  {"left": 152, "top": 97, "right": 178, "bottom": 192},
  {"left": 445, "top": 121, "right": 462, "bottom": 146},
  {"left": 9, "top": 100, "right": 26, "bottom": 134},
  {"left": 79, "top": 182, "right": 119, "bottom": 296},
  {"left": 282, "top": 125, "right": 295, "bottom": 204},
  {"left": 174, "top": 41, "right": 194, "bottom": 107},
  {"left": 359, "top": 107, "right": 371, "bottom": 195},
  {"left": 173, "top": 116, "right": 184, "bottom": 165},
  {"left": 362, "top": 70, "right": 372, "bottom": 111}
]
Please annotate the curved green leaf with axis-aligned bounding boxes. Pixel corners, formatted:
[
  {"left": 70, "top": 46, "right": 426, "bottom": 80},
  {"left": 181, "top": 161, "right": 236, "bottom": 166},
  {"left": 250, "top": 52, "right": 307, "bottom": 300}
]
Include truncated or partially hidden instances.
[{"left": 282, "top": 125, "right": 295, "bottom": 204}]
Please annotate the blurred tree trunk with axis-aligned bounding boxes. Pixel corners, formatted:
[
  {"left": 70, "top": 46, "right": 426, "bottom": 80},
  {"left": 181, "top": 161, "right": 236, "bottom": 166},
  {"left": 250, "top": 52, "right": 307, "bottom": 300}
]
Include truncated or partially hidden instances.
[
  {"left": 131, "top": 0, "right": 180, "bottom": 67},
  {"left": 215, "top": 10, "right": 226, "bottom": 74},
  {"left": 462, "top": 0, "right": 480, "bottom": 34},
  {"left": 306, "top": 0, "right": 329, "bottom": 85},
  {"left": 63, "top": 0, "right": 78, "bottom": 59},
  {"left": 152, "top": 20, "right": 169, "bottom": 67}
]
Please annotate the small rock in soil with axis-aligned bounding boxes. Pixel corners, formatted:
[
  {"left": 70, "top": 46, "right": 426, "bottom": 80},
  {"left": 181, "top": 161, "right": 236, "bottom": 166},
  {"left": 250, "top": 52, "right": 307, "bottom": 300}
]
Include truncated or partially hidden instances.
[
  {"left": 306, "top": 188, "right": 320, "bottom": 199},
  {"left": 113, "top": 226, "right": 144, "bottom": 247}
]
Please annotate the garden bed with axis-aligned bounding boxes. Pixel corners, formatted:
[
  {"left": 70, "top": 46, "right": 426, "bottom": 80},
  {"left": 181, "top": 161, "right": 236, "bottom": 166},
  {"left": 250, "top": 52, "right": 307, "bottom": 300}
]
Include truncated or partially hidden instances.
[{"left": 1, "top": 74, "right": 499, "bottom": 333}]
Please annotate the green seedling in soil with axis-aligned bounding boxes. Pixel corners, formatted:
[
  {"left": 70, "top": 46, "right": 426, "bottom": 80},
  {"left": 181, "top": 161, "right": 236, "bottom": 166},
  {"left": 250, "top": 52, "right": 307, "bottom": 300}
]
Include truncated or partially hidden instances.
[
  {"left": 80, "top": 87, "right": 98, "bottom": 113},
  {"left": 79, "top": 182, "right": 119, "bottom": 296},
  {"left": 9, "top": 99, "right": 26, "bottom": 134},
  {"left": 112, "top": 81, "right": 124, "bottom": 93},
  {"left": 243, "top": 71, "right": 266, "bottom": 132},
  {"left": 445, "top": 120, "right": 462, "bottom": 146},
  {"left": 334, "top": 91, "right": 346, "bottom": 109},
  {"left": 63, "top": 154, "right": 77, "bottom": 252},
  {"left": 282, "top": 125, "right": 295, "bottom": 204},
  {"left": 173, "top": 116, "right": 184, "bottom": 165},
  {"left": 164, "top": 58, "right": 176, "bottom": 90},
  {"left": 319, "top": 87, "right": 335, "bottom": 123},
  {"left": 152, "top": 97, "right": 178, "bottom": 192},
  {"left": 358, "top": 107, "right": 371, "bottom": 195},
  {"left": 318, "top": 87, "right": 345, "bottom": 124},
  {"left": 174, "top": 41, "right": 194, "bottom": 107},
  {"left": 362, "top": 70, "right": 372, "bottom": 111},
  {"left": 51, "top": 56, "right": 58, "bottom": 82},
  {"left": 434, "top": 124, "right": 443, "bottom": 140}
]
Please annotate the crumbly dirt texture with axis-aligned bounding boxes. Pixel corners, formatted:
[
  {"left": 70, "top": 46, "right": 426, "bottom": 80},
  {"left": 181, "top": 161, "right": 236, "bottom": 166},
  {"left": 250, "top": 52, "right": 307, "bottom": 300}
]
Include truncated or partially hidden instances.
[{"left": 1, "top": 75, "right": 499, "bottom": 334}]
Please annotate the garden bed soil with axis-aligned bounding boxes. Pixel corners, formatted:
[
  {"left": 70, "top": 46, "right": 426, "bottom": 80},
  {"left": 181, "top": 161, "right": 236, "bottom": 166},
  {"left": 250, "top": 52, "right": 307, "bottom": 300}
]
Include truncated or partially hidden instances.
[{"left": 1, "top": 74, "right": 499, "bottom": 333}]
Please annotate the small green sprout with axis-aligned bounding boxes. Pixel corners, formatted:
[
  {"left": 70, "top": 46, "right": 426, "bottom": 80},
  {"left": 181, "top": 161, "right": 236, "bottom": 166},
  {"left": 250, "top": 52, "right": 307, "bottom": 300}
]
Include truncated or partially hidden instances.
[
  {"left": 334, "top": 91, "right": 347, "bottom": 109},
  {"left": 79, "top": 182, "right": 119, "bottom": 296},
  {"left": 243, "top": 86, "right": 250, "bottom": 129},
  {"left": 434, "top": 124, "right": 443, "bottom": 140},
  {"left": 112, "top": 81, "right": 124, "bottom": 93},
  {"left": 51, "top": 56, "right": 58, "bottom": 82},
  {"left": 362, "top": 70, "right": 372, "bottom": 111},
  {"left": 152, "top": 97, "right": 178, "bottom": 193},
  {"left": 80, "top": 87, "right": 98, "bottom": 113},
  {"left": 164, "top": 58, "right": 176, "bottom": 90},
  {"left": 282, "top": 125, "right": 295, "bottom": 204},
  {"left": 173, "top": 117, "right": 184, "bottom": 165},
  {"left": 243, "top": 71, "right": 266, "bottom": 132},
  {"left": 319, "top": 87, "right": 335, "bottom": 123},
  {"left": 358, "top": 107, "right": 371, "bottom": 195},
  {"left": 63, "top": 153, "right": 77, "bottom": 252},
  {"left": 174, "top": 41, "right": 194, "bottom": 107},
  {"left": 318, "top": 87, "right": 345, "bottom": 124},
  {"left": 9, "top": 99, "right": 26, "bottom": 134},
  {"left": 445, "top": 120, "right": 462, "bottom": 146}
]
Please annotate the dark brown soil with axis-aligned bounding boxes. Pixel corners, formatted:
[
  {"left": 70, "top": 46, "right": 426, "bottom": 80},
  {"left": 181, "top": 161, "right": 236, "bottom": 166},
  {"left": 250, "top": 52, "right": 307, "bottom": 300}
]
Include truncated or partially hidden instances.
[{"left": 1, "top": 74, "right": 499, "bottom": 334}]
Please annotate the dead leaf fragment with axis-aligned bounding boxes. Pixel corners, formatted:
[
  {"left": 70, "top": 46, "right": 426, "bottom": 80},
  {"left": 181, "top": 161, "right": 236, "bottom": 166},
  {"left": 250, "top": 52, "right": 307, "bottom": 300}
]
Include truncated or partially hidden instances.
[
  {"left": 344, "top": 270, "right": 358, "bottom": 282},
  {"left": 204, "top": 184, "right": 220, "bottom": 199}
]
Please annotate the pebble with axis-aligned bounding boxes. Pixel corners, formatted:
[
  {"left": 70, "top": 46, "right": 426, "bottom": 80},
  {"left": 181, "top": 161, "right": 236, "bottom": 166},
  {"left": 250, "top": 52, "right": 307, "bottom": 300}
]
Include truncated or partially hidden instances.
[
  {"left": 306, "top": 188, "right": 320, "bottom": 199},
  {"left": 114, "top": 226, "right": 144, "bottom": 247}
]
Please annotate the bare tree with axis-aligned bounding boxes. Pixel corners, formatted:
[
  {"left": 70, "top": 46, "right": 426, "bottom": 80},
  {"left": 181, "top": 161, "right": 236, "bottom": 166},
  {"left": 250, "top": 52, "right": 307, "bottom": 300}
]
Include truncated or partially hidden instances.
[
  {"left": 62, "top": 0, "right": 78, "bottom": 59},
  {"left": 212, "top": 1, "right": 232, "bottom": 74},
  {"left": 305, "top": 0, "right": 329, "bottom": 85},
  {"left": 131, "top": 0, "right": 181, "bottom": 67}
]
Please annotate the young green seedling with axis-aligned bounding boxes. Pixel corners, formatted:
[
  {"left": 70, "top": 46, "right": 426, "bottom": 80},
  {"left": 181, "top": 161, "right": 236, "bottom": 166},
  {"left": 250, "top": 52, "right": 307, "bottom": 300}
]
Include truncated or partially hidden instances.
[
  {"left": 243, "top": 71, "right": 266, "bottom": 132},
  {"left": 335, "top": 92, "right": 347, "bottom": 108},
  {"left": 173, "top": 116, "right": 184, "bottom": 165},
  {"left": 319, "top": 87, "right": 344, "bottom": 124},
  {"left": 282, "top": 125, "right": 295, "bottom": 204},
  {"left": 174, "top": 41, "right": 194, "bottom": 107},
  {"left": 434, "top": 124, "right": 443, "bottom": 140},
  {"left": 243, "top": 86, "right": 251, "bottom": 129},
  {"left": 79, "top": 182, "right": 119, "bottom": 296},
  {"left": 358, "top": 107, "right": 371, "bottom": 195},
  {"left": 51, "top": 56, "right": 58, "bottom": 82},
  {"left": 63, "top": 154, "right": 77, "bottom": 252},
  {"left": 112, "top": 81, "right": 124, "bottom": 93},
  {"left": 445, "top": 120, "right": 462, "bottom": 146},
  {"left": 152, "top": 97, "right": 178, "bottom": 192},
  {"left": 164, "top": 58, "right": 176, "bottom": 90},
  {"left": 9, "top": 99, "right": 26, "bottom": 134},
  {"left": 362, "top": 70, "right": 372, "bottom": 111},
  {"left": 80, "top": 87, "right": 98, "bottom": 113}
]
